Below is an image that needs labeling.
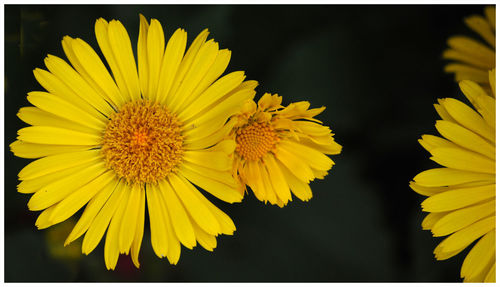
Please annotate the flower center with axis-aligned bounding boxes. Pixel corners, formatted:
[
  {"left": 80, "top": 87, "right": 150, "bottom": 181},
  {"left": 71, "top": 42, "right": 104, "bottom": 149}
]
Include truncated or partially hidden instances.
[
  {"left": 101, "top": 100, "right": 183, "bottom": 184},
  {"left": 235, "top": 121, "right": 279, "bottom": 161}
]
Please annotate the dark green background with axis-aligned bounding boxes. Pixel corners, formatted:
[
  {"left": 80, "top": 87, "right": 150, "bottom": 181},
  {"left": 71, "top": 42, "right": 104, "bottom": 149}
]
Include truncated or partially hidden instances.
[{"left": 4, "top": 4, "right": 487, "bottom": 282}]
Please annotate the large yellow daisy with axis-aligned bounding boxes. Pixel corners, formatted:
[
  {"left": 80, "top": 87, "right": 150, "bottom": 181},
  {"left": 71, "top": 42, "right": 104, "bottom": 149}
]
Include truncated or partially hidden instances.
[
  {"left": 10, "top": 15, "right": 258, "bottom": 270},
  {"left": 443, "top": 6, "right": 495, "bottom": 86},
  {"left": 410, "top": 70, "right": 495, "bottom": 282},
  {"left": 230, "top": 93, "right": 342, "bottom": 207}
]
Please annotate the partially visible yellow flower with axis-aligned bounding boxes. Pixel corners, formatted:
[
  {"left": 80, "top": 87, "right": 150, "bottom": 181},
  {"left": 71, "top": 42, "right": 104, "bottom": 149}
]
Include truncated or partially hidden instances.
[
  {"left": 230, "top": 93, "right": 342, "bottom": 207},
  {"left": 410, "top": 69, "right": 496, "bottom": 282},
  {"left": 443, "top": 6, "right": 495, "bottom": 86},
  {"left": 11, "top": 15, "right": 257, "bottom": 270}
]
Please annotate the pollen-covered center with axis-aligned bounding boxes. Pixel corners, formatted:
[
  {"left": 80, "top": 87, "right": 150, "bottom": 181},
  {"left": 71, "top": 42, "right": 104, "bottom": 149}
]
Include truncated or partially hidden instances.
[
  {"left": 235, "top": 121, "right": 279, "bottom": 161},
  {"left": 101, "top": 100, "right": 183, "bottom": 184}
]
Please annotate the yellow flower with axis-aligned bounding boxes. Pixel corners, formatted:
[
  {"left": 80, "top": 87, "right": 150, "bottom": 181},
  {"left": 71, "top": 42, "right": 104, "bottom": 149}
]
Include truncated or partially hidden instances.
[
  {"left": 230, "top": 93, "right": 342, "bottom": 207},
  {"left": 410, "top": 70, "right": 496, "bottom": 282},
  {"left": 443, "top": 6, "right": 495, "bottom": 86},
  {"left": 10, "top": 15, "right": 258, "bottom": 270}
]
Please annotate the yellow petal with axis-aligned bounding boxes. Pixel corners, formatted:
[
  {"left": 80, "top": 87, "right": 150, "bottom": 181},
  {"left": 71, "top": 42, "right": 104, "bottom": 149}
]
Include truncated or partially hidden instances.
[
  {"left": 157, "top": 179, "right": 196, "bottom": 249},
  {"left": 95, "top": 18, "right": 130, "bottom": 102},
  {"left": 145, "top": 19, "right": 165, "bottom": 102},
  {"left": 280, "top": 140, "right": 334, "bottom": 171},
  {"left": 431, "top": 200, "right": 495, "bottom": 236},
  {"left": 107, "top": 20, "right": 141, "bottom": 101},
  {"left": 18, "top": 149, "right": 102, "bottom": 180},
  {"left": 429, "top": 147, "right": 495, "bottom": 174},
  {"left": 17, "top": 126, "right": 101, "bottom": 146},
  {"left": 445, "top": 36, "right": 495, "bottom": 69},
  {"left": 44, "top": 55, "right": 114, "bottom": 116},
  {"left": 32, "top": 68, "right": 106, "bottom": 120},
  {"left": 459, "top": 80, "right": 495, "bottom": 128},
  {"left": 70, "top": 37, "right": 126, "bottom": 107},
  {"left": 421, "top": 212, "right": 448, "bottom": 230},
  {"left": 413, "top": 168, "right": 495, "bottom": 187},
  {"left": 168, "top": 173, "right": 220, "bottom": 235},
  {"left": 178, "top": 164, "right": 242, "bottom": 203},
  {"left": 137, "top": 14, "right": 150, "bottom": 100},
  {"left": 192, "top": 222, "right": 217, "bottom": 251},
  {"left": 434, "top": 216, "right": 495, "bottom": 256},
  {"left": 17, "top": 106, "right": 99, "bottom": 135},
  {"left": 184, "top": 117, "right": 237, "bottom": 150},
  {"left": 27, "top": 91, "right": 106, "bottom": 131},
  {"left": 104, "top": 181, "right": 131, "bottom": 270},
  {"left": 485, "top": 262, "right": 496, "bottom": 283},
  {"left": 177, "top": 71, "right": 245, "bottom": 119},
  {"left": 275, "top": 144, "right": 315, "bottom": 182},
  {"left": 464, "top": 15, "right": 495, "bottom": 47},
  {"left": 82, "top": 180, "right": 126, "bottom": 255},
  {"left": 440, "top": 97, "right": 494, "bottom": 143},
  {"left": 10, "top": 140, "right": 90, "bottom": 159},
  {"left": 183, "top": 150, "right": 231, "bottom": 171},
  {"left": 65, "top": 178, "right": 119, "bottom": 246},
  {"left": 130, "top": 187, "right": 145, "bottom": 268},
  {"left": 418, "top": 134, "right": 457, "bottom": 153},
  {"left": 263, "top": 154, "right": 292, "bottom": 203},
  {"left": 27, "top": 161, "right": 107, "bottom": 211},
  {"left": 278, "top": 160, "right": 313, "bottom": 201},
  {"left": 461, "top": 229, "right": 495, "bottom": 280},
  {"left": 156, "top": 28, "right": 188, "bottom": 105},
  {"left": 146, "top": 183, "right": 169, "bottom": 258},
  {"left": 18, "top": 160, "right": 98, "bottom": 195},
  {"left": 155, "top": 189, "right": 181, "bottom": 264},
  {"left": 489, "top": 69, "right": 495, "bottom": 98},
  {"left": 410, "top": 181, "right": 448, "bottom": 197},
  {"left": 444, "top": 63, "right": 489, "bottom": 83},
  {"left": 49, "top": 170, "right": 116, "bottom": 226},
  {"left": 118, "top": 184, "right": 142, "bottom": 253},
  {"left": 422, "top": 184, "right": 495, "bottom": 212},
  {"left": 176, "top": 49, "right": 232, "bottom": 113}
]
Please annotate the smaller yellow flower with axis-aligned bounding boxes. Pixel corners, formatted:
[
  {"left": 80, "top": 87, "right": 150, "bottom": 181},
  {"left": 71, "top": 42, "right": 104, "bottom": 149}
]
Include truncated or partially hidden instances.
[
  {"left": 443, "top": 6, "right": 495, "bottom": 86},
  {"left": 230, "top": 93, "right": 342, "bottom": 207}
]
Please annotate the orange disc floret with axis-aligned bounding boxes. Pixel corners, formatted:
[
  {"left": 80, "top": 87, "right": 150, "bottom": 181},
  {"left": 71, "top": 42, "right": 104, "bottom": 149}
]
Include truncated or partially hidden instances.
[
  {"left": 101, "top": 100, "right": 183, "bottom": 184},
  {"left": 235, "top": 121, "right": 279, "bottom": 161}
]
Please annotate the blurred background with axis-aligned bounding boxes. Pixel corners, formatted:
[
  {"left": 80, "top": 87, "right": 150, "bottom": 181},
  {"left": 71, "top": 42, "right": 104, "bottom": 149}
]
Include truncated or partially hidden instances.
[{"left": 4, "top": 4, "right": 490, "bottom": 282}]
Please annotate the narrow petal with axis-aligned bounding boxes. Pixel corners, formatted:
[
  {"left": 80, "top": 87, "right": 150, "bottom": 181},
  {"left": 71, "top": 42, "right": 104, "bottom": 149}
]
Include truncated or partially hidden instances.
[
  {"left": 183, "top": 150, "right": 232, "bottom": 171},
  {"left": 431, "top": 200, "right": 495, "bottom": 236},
  {"left": 413, "top": 168, "right": 495, "bottom": 187},
  {"left": 65, "top": 178, "right": 119, "bottom": 246},
  {"left": 104, "top": 182, "right": 131, "bottom": 270},
  {"left": 33, "top": 68, "right": 106, "bottom": 120},
  {"left": 441, "top": 97, "right": 494, "bottom": 143},
  {"left": 49, "top": 170, "right": 116, "bottom": 226},
  {"left": 146, "top": 19, "right": 165, "bottom": 101},
  {"left": 156, "top": 28, "right": 187, "bottom": 105},
  {"left": 280, "top": 140, "right": 334, "bottom": 172},
  {"left": 17, "top": 126, "right": 101, "bottom": 146},
  {"left": 10, "top": 140, "right": 91, "bottom": 159},
  {"left": 82, "top": 180, "right": 126, "bottom": 255},
  {"left": 107, "top": 20, "right": 141, "bottom": 101},
  {"left": 27, "top": 91, "right": 107, "bottom": 131},
  {"left": 275, "top": 145, "right": 315, "bottom": 182},
  {"left": 461, "top": 230, "right": 495, "bottom": 280},
  {"left": 27, "top": 161, "right": 107, "bottom": 211},
  {"left": 70, "top": 37, "right": 126, "bottom": 107},
  {"left": 157, "top": 179, "right": 196, "bottom": 249},
  {"left": 137, "top": 14, "right": 150, "bottom": 100},
  {"left": 459, "top": 80, "right": 495, "bottom": 128},
  {"left": 277, "top": 160, "right": 313, "bottom": 201},
  {"left": 422, "top": 212, "right": 448, "bottom": 230},
  {"left": 146, "top": 183, "right": 169, "bottom": 258},
  {"left": 422, "top": 184, "right": 495, "bottom": 212},
  {"left": 434, "top": 216, "right": 495, "bottom": 257},
  {"left": 429, "top": 147, "right": 495, "bottom": 174},
  {"left": 130, "top": 186, "right": 145, "bottom": 268},
  {"left": 168, "top": 173, "right": 220, "bottom": 235},
  {"left": 178, "top": 164, "right": 242, "bottom": 203},
  {"left": 118, "top": 183, "right": 142, "bottom": 253},
  {"left": 464, "top": 15, "right": 495, "bottom": 47},
  {"left": 17, "top": 106, "right": 99, "bottom": 135},
  {"left": 18, "top": 149, "right": 102, "bottom": 180},
  {"left": 44, "top": 55, "right": 115, "bottom": 116},
  {"left": 263, "top": 154, "right": 292, "bottom": 203}
]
